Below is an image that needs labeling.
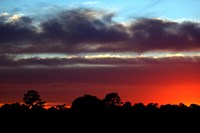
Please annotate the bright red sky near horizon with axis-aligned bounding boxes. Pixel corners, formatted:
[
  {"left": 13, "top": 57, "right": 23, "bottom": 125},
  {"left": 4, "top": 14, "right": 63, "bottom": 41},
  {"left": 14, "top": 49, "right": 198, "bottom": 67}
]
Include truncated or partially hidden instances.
[{"left": 1, "top": 0, "right": 200, "bottom": 107}]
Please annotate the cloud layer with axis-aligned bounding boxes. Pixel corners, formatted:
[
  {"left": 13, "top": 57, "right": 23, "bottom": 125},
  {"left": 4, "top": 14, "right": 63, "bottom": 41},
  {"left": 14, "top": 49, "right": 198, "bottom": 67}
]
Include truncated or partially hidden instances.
[
  {"left": 1, "top": 8, "right": 200, "bottom": 105},
  {"left": 1, "top": 54, "right": 200, "bottom": 68},
  {"left": 1, "top": 8, "right": 200, "bottom": 54}
]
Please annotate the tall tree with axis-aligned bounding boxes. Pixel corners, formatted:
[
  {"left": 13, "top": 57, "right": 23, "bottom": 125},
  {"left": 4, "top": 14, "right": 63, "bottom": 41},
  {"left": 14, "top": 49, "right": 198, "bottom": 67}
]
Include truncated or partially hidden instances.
[{"left": 23, "top": 90, "right": 46, "bottom": 109}]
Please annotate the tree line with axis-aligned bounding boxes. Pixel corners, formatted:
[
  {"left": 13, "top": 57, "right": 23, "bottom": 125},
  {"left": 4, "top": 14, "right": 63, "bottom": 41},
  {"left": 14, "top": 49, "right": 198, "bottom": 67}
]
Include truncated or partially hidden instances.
[{"left": 1, "top": 89, "right": 200, "bottom": 113}]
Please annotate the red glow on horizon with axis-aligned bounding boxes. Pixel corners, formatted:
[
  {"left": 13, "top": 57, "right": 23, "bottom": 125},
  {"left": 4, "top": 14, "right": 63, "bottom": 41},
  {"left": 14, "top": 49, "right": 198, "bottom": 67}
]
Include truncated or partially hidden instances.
[
  {"left": 0, "top": 63, "right": 200, "bottom": 107},
  {"left": 1, "top": 81, "right": 200, "bottom": 107}
]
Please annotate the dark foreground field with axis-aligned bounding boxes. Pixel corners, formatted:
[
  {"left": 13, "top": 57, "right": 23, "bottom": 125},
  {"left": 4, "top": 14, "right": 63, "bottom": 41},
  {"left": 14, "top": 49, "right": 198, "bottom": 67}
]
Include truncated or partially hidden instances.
[{"left": 1, "top": 111, "right": 200, "bottom": 132}]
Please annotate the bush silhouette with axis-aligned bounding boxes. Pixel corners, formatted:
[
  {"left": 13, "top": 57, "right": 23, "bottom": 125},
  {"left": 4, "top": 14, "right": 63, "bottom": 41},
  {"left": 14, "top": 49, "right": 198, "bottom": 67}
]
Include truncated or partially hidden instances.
[{"left": 71, "top": 94, "right": 102, "bottom": 112}]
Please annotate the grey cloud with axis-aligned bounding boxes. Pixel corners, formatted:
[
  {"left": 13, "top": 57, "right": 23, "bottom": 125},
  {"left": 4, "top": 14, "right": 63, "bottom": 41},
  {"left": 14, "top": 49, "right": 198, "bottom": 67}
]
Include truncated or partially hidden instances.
[
  {"left": 0, "top": 8, "right": 200, "bottom": 54},
  {"left": 129, "top": 19, "right": 200, "bottom": 52}
]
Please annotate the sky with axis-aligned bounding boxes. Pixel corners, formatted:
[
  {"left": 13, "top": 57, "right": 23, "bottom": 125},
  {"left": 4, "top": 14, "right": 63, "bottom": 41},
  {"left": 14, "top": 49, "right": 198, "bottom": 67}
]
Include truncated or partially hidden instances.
[{"left": 1, "top": 0, "right": 200, "bottom": 107}]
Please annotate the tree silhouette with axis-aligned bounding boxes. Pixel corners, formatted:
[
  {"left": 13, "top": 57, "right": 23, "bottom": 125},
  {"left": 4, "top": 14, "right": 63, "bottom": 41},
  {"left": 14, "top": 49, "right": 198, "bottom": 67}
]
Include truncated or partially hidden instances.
[
  {"left": 71, "top": 94, "right": 102, "bottom": 112},
  {"left": 23, "top": 90, "right": 46, "bottom": 109},
  {"left": 122, "top": 101, "right": 133, "bottom": 112},
  {"left": 56, "top": 104, "right": 68, "bottom": 112},
  {"left": 133, "top": 103, "right": 146, "bottom": 112},
  {"left": 123, "top": 101, "right": 132, "bottom": 108},
  {"left": 102, "top": 92, "right": 123, "bottom": 108},
  {"left": 146, "top": 103, "right": 159, "bottom": 112},
  {"left": 0, "top": 102, "right": 29, "bottom": 112},
  {"left": 2, "top": 90, "right": 200, "bottom": 115}
]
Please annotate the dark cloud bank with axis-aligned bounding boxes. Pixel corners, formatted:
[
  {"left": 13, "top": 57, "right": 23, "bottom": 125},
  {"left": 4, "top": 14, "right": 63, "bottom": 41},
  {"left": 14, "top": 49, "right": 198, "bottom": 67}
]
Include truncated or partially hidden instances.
[
  {"left": 0, "top": 8, "right": 200, "bottom": 54},
  {"left": 0, "top": 8, "right": 200, "bottom": 82}
]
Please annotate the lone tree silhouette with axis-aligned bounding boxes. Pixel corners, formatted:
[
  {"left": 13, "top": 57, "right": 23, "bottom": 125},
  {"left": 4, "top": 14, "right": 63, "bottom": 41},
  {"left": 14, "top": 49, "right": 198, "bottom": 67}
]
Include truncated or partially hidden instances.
[{"left": 23, "top": 90, "right": 46, "bottom": 109}]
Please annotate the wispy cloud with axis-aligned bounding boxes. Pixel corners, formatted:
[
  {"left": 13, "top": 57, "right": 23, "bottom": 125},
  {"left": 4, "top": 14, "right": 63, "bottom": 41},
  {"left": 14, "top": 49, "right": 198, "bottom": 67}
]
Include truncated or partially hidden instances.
[
  {"left": 147, "top": 0, "right": 164, "bottom": 9},
  {"left": 1, "top": 53, "right": 200, "bottom": 69},
  {"left": 82, "top": 1, "right": 99, "bottom": 5}
]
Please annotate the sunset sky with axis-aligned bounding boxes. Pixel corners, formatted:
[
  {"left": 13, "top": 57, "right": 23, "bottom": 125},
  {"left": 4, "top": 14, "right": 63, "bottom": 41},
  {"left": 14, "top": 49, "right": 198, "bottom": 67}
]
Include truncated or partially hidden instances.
[{"left": 1, "top": 0, "right": 200, "bottom": 107}]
